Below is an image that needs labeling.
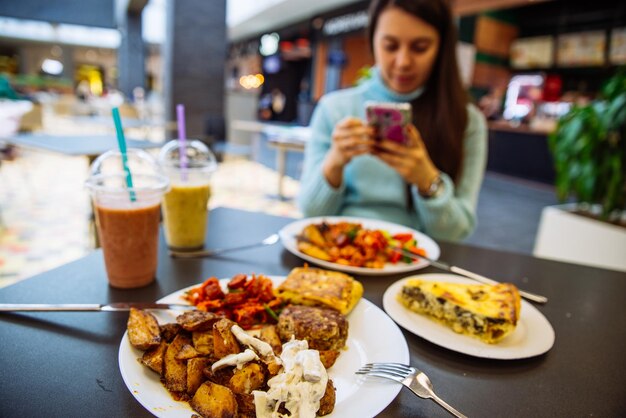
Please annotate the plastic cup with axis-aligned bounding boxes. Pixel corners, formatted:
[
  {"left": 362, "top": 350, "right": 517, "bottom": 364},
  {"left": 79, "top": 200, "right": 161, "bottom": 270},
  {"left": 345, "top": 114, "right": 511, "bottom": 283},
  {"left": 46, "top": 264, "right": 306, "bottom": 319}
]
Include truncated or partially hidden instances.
[
  {"left": 158, "top": 140, "right": 217, "bottom": 251},
  {"left": 86, "top": 149, "right": 169, "bottom": 289}
]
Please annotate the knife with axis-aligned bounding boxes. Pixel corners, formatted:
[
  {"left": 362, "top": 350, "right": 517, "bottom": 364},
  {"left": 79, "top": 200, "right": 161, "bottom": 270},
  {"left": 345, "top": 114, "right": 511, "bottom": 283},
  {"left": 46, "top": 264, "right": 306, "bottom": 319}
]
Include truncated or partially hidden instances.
[
  {"left": 0, "top": 303, "right": 195, "bottom": 312},
  {"left": 392, "top": 247, "right": 548, "bottom": 304}
]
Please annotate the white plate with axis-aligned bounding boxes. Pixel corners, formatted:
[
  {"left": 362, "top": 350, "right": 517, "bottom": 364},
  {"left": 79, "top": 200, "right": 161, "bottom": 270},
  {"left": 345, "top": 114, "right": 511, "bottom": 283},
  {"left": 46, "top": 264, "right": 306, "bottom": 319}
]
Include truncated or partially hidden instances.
[
  {"left": 119, "top": 276, "right": 410, "bottom": 418},
  {"left": 278, "top": 216, "right": 441, "bottom": 276},
  {"left": 383, "top": 274, "right": 555, "bottom": 359}
]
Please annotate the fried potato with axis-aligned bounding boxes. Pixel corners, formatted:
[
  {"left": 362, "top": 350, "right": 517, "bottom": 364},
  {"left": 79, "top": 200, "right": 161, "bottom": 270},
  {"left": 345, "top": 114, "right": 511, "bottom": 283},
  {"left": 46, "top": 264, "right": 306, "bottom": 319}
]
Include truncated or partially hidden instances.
[
  {"left": 228, "top": 363, "right": 265, "bottom": 394},
  {"left": 297, "top": 241, "right": 332, "bottom": 261},
  {"left": 177, "top": 311, "right": 221, "bottom": 332},
  {"left": 190, "top": 381, "right": 238, "bottom": 418},
  {"left": 160, "top": 323, "right": 182, "bottom": 342},
  {"left": 234, "top": 393, "right": 256, "bottom": 418},
  {"left": 176, "top": 344, "right": 200, "bottom": 361},
  {"left": 318, "top": 378, "right": 336, "bottom": 416},
  {"left": 213, "top": 318, "right": 241, "bottom": 359},
  {"left": 258, "top": 325, "right": 282, "bottom": 355},
  {"left": 141, "top": 340, "right": 168, "bottom": 375},
  {"left": 187, "top": 357, "right": 212, "bottom": 397},
  {"left": 301, "top": 224, "right": 327, "bottom": 247},
  {"left": 127, "top": 308, "right": 161, "bottom": 350},
  {"left": 164, "top": 333, "right": 192, "bottom": 394},
  {"left": 192, "top": 330, "right": 214, "bottom": 356}
]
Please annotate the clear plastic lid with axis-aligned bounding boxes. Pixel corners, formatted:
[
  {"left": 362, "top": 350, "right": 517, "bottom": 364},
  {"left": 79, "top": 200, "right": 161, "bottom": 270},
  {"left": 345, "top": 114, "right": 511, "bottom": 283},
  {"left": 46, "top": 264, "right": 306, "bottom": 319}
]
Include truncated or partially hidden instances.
[
  {"left": 85, "top": 148, "right": 169, "bottom": 197},
  {"left": 158, "top": 139, "right": 217, "bottom": 176}
]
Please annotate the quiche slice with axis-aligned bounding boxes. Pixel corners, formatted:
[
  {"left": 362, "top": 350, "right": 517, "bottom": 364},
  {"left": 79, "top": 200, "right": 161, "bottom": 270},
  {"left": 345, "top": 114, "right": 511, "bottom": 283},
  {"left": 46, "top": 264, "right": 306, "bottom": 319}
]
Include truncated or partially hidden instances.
[
  {"left": 397, "top": 279, "right": 521, "bottom": 344},
  {"left": 275, "top": 266, "right": 363, "bottom": 315}
]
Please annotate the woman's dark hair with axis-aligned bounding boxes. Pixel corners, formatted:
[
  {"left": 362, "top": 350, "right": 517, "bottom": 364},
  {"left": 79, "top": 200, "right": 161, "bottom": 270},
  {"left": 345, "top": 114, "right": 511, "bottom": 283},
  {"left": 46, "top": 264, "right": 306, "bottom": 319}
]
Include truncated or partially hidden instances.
[{"left": 368, "top": 0, "right": 468, "bottom": 182}]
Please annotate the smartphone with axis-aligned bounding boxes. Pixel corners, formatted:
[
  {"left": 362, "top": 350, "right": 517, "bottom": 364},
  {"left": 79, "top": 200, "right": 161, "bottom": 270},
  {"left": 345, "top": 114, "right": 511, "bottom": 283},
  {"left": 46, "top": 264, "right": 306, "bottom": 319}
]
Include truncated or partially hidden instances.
[{"left": 365, "top": 101, "right": 412, "bottom": 144}]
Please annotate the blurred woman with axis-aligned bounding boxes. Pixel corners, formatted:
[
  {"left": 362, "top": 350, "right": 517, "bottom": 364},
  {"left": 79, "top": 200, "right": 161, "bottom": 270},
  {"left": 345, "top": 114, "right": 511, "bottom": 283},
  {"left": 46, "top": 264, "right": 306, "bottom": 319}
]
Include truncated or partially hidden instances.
[{"left": 298, "top": 0, "right": 487, "bottom": 241}]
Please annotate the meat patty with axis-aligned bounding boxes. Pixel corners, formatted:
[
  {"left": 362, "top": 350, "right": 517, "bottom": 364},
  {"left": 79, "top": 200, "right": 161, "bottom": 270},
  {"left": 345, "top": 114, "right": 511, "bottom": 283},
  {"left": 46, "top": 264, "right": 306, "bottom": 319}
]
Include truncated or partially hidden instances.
[{"left": 277, "top": 305, "right": 348, "bottom": 351}]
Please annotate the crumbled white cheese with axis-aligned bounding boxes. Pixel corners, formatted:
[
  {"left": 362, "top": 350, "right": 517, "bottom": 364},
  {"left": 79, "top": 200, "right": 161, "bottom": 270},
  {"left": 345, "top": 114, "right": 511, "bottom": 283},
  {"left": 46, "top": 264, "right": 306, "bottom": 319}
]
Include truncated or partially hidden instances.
[{"left": 253, "top": 339, "right": 328, "bottom": 418}]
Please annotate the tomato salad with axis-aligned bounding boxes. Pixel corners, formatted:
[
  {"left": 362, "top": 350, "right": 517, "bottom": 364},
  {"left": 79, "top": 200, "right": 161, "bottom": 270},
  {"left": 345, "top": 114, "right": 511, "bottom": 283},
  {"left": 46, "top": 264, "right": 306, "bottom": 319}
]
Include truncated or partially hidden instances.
[
  {"left": 184, "top": 273, "right": 282, "bottom": 329},
  {"left": 297, "top": 221, "right": 427, "bottom": 268}
]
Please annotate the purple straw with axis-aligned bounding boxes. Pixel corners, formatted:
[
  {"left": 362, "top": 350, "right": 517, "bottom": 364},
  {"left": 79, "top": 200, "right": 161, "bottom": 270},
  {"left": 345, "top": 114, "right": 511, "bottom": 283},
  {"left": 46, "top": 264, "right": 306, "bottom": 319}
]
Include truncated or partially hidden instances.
[{"left": 176, "top": 104, "right": 189, "bottom": 181}]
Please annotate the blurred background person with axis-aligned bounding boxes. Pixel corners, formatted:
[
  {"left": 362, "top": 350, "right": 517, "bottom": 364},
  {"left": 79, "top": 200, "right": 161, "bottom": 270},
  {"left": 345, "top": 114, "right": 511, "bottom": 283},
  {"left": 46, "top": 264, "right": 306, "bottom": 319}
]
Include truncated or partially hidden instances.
[{"left": 298, "top": 0, "right": 487, "bottom": 241}]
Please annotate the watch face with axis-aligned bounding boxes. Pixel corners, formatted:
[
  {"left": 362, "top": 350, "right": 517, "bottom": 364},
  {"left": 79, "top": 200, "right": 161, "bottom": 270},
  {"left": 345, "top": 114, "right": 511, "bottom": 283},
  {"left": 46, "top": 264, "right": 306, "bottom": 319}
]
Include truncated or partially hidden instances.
[{"left": 423, "top": 175, "right": 443, "bottom": 198}]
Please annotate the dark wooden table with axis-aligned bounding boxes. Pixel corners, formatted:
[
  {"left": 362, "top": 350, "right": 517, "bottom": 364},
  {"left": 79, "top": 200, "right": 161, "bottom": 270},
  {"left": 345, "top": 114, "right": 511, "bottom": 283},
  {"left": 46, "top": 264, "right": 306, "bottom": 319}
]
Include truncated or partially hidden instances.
[{"left": 0, "top": 208, "right": 624, "bottom": 417}]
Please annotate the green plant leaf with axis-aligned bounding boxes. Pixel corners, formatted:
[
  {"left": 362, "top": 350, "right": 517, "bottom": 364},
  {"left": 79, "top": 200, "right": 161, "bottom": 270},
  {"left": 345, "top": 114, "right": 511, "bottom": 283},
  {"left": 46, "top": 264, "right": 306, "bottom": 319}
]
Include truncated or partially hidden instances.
[
  {"left": 549, "top": 68, "right": 626, "bottom": 215},
  {"left": 605, "top": 93, "right": 626, "bottom": 130}
]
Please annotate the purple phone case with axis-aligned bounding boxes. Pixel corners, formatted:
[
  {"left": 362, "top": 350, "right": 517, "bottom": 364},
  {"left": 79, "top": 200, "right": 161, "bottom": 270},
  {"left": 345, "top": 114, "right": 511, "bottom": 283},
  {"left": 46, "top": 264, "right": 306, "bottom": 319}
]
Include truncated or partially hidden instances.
[{"left": 366, "top": 102, "right": 412, "bottom": 144}]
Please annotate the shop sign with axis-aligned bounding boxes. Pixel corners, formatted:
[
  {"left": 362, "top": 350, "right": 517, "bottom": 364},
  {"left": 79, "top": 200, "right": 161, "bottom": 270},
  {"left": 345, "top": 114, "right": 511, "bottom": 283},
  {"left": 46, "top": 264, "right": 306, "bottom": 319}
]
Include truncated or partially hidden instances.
[{"left": 322, "top": 10, "right": 368, "bottom": 37}]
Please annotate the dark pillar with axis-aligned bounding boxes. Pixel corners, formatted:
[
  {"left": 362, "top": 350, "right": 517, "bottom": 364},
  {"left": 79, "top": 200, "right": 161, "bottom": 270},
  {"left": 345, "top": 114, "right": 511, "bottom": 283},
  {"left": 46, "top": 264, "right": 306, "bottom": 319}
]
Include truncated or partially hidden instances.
[
  {"left": 60, "top": 45, "right": 74, "bottom": 82},
  {"left": 117, "top": 11, "right": 145, "bottom": 99},
  {"left": 163, "top": 0, "right": 226, "bottom": 140}
]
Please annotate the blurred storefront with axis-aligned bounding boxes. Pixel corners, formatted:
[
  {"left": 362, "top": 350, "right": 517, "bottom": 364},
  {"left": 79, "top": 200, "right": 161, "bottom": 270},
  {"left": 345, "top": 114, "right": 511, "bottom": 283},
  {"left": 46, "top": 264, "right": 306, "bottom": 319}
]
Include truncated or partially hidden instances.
[
  {"left": 226, "top": 0, "right": 371, "bottom": 127},
  {"left": 457, "top": 0, "right": 626, "bottom": 183}
]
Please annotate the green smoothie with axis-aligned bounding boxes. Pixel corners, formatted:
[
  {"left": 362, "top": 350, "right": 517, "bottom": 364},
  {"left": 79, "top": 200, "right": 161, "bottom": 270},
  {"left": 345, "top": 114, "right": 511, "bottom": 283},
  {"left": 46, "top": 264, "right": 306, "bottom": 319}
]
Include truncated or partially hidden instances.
[{"left": 162, "top": 183, "right": 211, "bottom": 250}]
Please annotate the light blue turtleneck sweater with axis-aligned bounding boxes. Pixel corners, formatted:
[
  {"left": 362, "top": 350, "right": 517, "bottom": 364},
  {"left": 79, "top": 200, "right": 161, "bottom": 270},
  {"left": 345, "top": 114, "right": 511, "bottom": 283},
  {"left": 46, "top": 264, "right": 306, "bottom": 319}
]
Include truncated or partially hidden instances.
[{"left": 297, "top": 68, "right": 487, "bottom": 242}]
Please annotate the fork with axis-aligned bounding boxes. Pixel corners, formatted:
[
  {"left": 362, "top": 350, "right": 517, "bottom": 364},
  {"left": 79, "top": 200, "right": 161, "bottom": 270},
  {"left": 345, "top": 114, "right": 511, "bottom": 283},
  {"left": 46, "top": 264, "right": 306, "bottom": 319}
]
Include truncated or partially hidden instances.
[
  {"left": 356, "top": 363, "right": 467, "bottom": 418},
  {"left": 170, "top": 233, "right": 280, "bottom": 258}
]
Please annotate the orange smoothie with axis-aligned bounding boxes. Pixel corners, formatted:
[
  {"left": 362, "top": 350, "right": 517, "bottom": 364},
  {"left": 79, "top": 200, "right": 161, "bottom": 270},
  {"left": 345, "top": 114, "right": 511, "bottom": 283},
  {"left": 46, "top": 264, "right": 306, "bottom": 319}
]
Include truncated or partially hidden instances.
[
  {"left": 162, "top": 183, "right": 211, "bottom": 250},
  {"left": 95, "top": 202, "right": 161, "bottom": 288}
]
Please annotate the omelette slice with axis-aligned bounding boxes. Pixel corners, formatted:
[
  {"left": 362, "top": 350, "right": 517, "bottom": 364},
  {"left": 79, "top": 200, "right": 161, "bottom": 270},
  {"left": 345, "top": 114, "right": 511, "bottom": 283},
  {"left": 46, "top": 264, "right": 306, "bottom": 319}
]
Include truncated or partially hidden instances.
[
  {"left": 276, "top": 266, "right": 363, "bottom": 315},
  {"left": 397, "top": 279, "right": 521, "bottom": 344}
]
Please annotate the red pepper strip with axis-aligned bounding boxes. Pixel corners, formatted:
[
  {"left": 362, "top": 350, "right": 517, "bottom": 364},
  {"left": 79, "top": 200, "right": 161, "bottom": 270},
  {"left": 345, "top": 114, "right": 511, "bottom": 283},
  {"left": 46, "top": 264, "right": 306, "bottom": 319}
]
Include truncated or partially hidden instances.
[
  {"left": 407, "top": 245, "right": 427, "bottom": 257},
  {"left": 392, "top": 233, "right": 414, "bottom": 243},
  {"left": 388, "top": 251, "right": 402, "bottom": 263}
]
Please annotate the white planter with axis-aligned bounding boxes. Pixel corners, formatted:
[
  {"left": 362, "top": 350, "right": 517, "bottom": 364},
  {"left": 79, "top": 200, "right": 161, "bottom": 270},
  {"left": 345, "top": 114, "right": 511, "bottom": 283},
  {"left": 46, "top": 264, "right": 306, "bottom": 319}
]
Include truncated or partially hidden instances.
[
  {"left": 0, "top": 100, "right": 33, "bottom": 137},
  {"left": 533, "top": 203, "right": 626, "bottom": 272}
]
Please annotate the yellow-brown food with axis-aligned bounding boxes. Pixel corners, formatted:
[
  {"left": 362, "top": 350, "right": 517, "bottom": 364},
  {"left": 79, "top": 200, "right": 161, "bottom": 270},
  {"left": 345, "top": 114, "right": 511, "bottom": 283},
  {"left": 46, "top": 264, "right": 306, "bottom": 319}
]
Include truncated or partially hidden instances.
[
  {"left": 127, "top": 308, "right": 161, "bottom": 350},
  {"left": 275, "top": 266, "right": 363, "bottom": 315},
  {"left": 140, "top": 340, "right": 167, "bottom": 374},
  {"left": 164, "top": 333, "right": 192, "bottom": 393},
  {"left": 190, "top": 381, "right": 238, "bottom": 418},
  {"left": 398, "top": 279, "right": 521, "bottom": 344}
]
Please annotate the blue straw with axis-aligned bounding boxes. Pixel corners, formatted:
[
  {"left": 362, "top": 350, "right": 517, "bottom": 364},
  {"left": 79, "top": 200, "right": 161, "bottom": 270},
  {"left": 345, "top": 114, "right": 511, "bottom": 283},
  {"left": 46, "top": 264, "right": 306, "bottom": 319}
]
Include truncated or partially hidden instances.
[{"left": 112, "top": 107, "right": 136, "bottom": 202}]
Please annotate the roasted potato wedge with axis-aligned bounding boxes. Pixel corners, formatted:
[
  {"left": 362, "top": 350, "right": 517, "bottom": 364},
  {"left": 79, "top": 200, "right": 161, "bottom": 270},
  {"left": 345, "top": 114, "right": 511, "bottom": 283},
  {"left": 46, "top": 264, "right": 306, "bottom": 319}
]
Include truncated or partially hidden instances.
[
  {"left": 228, "top": 362, "right": 265, "bottom": 394},
  {"left": 192, "top": 330, "right": 214, "bottom": 356},
  {"left": 234, "top": 393, "right": 256, "bottom": 418},
  {"left": 160, "top": 323, "right": 182, "bottom": 342},
  {"left": 164, "top": 333, "right": 192, "bottom": 394},
  {"left": 177, "top": 311, "right": 221, "bottom": 332},
  {"left": 141, "top": 340, "right": 168, "bottom": 375},
  {"left": 187, "top": 357, "right": 212, "bottom": 397},
  {"left": 190, "top": 381, "right": 238, "bottom": 418},
  {"left": 258, "top": 325, "right": 282, "bottom": 355},
  {"left": 301, "top": 224, "right": 327, "bottom": 247},
  {"left": 318, "top": 378, "right": 336, "bottom": 416},
  {"left": 127, "top": 308, "right": 161, "bottom": 350},
  {"left": 213, "top": 318, "right": 241, "bottom": 359},
  {"left": 297, "top": 241, "right": 332, "bottom": 261},
  {"left": 176, "top": 344, "right": 200, "bottom": 361}
]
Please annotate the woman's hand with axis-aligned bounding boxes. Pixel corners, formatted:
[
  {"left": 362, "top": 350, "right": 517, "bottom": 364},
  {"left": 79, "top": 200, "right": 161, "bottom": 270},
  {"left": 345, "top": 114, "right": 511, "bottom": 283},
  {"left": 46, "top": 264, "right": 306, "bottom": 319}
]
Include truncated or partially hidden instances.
[
  {"left": 323, "top": 117, "right": 375, "bottom": 188},
  {"left": 373, "top": 124, "right": 440, "bottom": 193}
]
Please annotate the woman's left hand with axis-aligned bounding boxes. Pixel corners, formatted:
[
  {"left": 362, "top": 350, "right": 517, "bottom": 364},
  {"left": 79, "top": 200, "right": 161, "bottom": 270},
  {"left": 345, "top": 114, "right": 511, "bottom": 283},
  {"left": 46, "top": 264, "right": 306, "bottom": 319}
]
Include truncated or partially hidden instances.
[{"left": 373, "top": 124, "right": 440, "bottom": 193}]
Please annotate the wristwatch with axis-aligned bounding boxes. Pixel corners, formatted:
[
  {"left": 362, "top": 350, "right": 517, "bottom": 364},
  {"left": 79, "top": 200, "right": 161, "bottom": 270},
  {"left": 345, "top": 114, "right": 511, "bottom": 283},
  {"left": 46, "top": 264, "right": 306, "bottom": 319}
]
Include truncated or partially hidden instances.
[{"left": 420, "top": 174, "right": 444, "bottom": 199}]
